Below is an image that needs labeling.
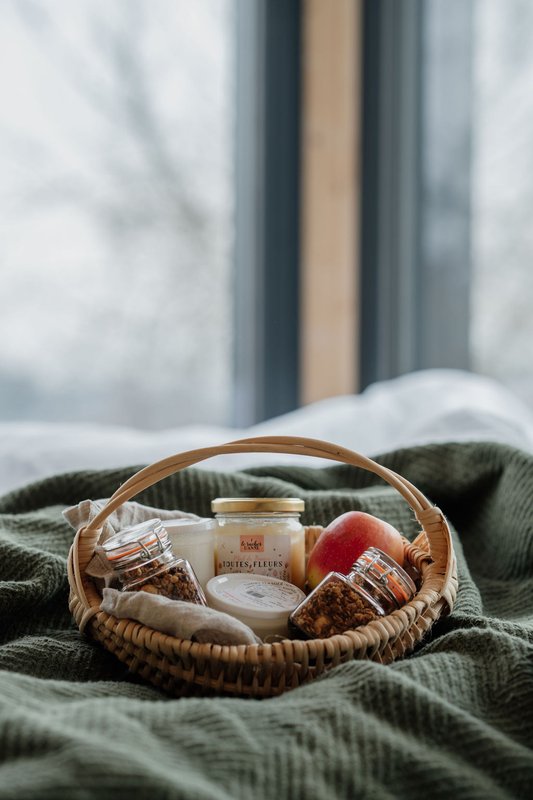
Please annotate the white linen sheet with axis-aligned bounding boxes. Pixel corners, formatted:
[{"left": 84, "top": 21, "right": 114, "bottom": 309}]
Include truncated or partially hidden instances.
[{"left": 1, "top": 369, "right": 532, "bottom": 495}]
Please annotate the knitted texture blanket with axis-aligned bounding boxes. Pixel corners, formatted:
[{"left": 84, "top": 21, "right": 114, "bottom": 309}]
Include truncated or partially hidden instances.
[{"left": 1, "top": 442, "right": 532, "bottom": 799}]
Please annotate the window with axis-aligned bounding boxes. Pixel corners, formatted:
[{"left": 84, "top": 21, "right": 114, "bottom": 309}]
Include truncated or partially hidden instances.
[
  {"left": 360, "top": 0, "right": 533, "bottom": 411},
  {"left": 0, "top": 0, "right": 234, "bottom": 427},
  {"left": 471, "top": 0, "right": 533, "bottom": 407},
  {"left": 7, "top": 1, "right": 525, "bottom": 432}
]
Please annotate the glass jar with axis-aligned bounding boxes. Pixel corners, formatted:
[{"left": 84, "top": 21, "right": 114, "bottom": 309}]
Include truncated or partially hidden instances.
[
  {"left": 99, "top": 518, "right": 206, "bottom": 605},
  {"left": 289, "top": 547, "right": 416, "bottom": 639},
  {"left": 211, "top": 497, "right": 306, "bottom": 589},
  {"left": 163, "top": 518, "right": 216, "bottom": 589},
  {"left": 206, "top": 573, "right": 306, "bottom": 639}
]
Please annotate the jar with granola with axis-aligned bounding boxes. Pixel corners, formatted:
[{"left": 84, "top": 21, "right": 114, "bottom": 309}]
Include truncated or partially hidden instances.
[
  {"left": 289, "top": 547, "right": 416, "bottom": 639},
  {"left": 99, "top": 518, "right": 206, "bottom": 605}
]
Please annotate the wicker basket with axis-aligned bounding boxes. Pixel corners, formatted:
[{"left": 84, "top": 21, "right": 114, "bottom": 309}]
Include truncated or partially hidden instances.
[{"left": 67, "top": 436, "right": 457, "bottom": 698}]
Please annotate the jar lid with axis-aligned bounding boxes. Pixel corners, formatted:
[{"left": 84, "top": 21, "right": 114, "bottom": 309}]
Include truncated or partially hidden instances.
[
  {"left": 206, "top": 573, "right": 305, "bottom": 620},
  {"left": 211, "top": 497, "right": 304, "bottom": 514},
  {"left": 99, "top": 518, "right": 170, "bottom": 568},
  {"left": 352, "top": 547, "right": 416, "bottom": 606}
]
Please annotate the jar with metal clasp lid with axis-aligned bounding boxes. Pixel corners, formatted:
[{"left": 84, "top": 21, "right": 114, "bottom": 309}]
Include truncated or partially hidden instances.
[
  {"left": 289, "top": 546, "right": 416, "bottom": 639},
  {"left": 98, "top": 518, "right": 206, "bottom": 604}
]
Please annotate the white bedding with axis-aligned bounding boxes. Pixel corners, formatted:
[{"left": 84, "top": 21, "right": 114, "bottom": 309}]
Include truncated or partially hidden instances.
[{"left": 1, "top": 369, "right": 532, "bottom": 495}]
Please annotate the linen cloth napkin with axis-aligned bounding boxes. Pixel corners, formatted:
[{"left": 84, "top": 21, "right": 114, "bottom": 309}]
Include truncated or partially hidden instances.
[
  {"left": 100, "top": 588, "right": 261, "bottom": 645},
  {"left": 63, "top": 498, "right": 200, "bottom": 577},
  {"left": 63, "top": 497, "right": 199, "bottom": 539}
]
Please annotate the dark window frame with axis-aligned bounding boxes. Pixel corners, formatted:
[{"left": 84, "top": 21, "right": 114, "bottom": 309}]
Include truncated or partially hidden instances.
[
  {"left": 233, "top": 0, "right": 301, "bottom": 426},
  {"left": 234, "top": 0, "right": 474, "bottom": 424},
  {"left": 359, "top": 0, "right": 473, "bottom": 388}
]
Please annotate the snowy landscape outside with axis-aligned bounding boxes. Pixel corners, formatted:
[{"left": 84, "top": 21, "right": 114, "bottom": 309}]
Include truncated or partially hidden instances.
[
  {"left": 0, "top": 0, "right": 234, "bottom": 427},
  {"left": 0, "top": 0, "right": 531, "bottom": 429},
  {"left": 471, "top": 0, "right": 533, "bottom": 409}
]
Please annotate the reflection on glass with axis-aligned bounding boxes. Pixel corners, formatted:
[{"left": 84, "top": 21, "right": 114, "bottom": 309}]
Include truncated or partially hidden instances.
[{"left": 471, "top": 0, "right": 533, "bottom": 408}]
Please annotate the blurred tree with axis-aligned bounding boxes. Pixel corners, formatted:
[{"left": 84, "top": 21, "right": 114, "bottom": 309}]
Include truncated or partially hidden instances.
[{"left": 0, "top": 0, "right": 233, "bottom": 427}]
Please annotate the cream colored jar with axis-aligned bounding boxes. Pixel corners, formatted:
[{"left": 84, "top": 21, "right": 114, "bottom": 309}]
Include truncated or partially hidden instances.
[
  {"left": 206, "top": 573, "right": 306, "bottom": 639},
  {"left": 211, "top": 498, "right": 305, "bottom": 589},
  {"left": 163, "top": 518, "right": 216, "bottom": 589}
]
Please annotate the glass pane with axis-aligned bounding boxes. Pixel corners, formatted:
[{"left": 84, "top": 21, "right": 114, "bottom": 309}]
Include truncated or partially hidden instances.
[
  {"left": 0, "top": 0, "right": 234, "bottom": 427},
  {"left": 471, "top": 0, "right": 533, "bottom": 407}
]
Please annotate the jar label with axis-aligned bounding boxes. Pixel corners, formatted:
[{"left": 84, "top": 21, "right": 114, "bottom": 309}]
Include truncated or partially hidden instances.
[
  {"left": 215, "top": 577, "right": 304, "bottom": 611},
  {"left": 240, "top": 534, "right": 265, "bottom": 552},
  {"left": 216, "top": 533, "right": 292, "bottom": 580}
]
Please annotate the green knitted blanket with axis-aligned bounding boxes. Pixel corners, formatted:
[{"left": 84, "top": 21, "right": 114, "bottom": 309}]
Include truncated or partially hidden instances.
[{"left": 1, "top": 442, "right": 533, "bottom": 799}]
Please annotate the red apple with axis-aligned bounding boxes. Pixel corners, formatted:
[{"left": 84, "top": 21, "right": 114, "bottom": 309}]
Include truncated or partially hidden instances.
[{"left": 307, "top": 511, "right": 404, "bottom": 589}]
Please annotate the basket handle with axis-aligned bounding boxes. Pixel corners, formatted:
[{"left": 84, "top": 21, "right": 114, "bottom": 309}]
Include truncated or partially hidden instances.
[{"left": 81, "top": 435, "right": 451, "bottom": 568}]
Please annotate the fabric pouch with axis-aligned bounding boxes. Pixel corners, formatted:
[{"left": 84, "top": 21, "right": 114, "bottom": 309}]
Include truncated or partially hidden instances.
[
  {"left": 63, "top": 498, "right": 199, "bottom": 578},
  {"left": 101, "top": 588, "right": 261, "bottom": 645}
]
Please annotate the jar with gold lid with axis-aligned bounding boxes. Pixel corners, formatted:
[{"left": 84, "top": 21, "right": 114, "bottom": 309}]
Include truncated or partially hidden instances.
[{"left": 211, "top": 498, "right": 306, "bottom": 589}]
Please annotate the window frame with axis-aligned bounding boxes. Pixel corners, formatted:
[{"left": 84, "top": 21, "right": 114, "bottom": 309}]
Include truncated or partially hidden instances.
[
  {"left": 359, "top": 0, "right": 474, "bottom": 388},
  {"left": 233, "top": 0, "right": 301, "bottom": 425}
]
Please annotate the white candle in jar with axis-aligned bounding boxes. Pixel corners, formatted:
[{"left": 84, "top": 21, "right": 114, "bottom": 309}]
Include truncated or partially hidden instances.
[
  {"left": 211, "top": 498, "right": 306, "bottom": 589},
  {"left": 163, "top": 518, "right": 216, "bottom": 589}
]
